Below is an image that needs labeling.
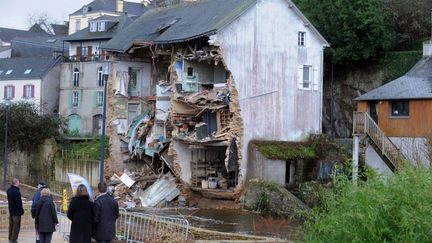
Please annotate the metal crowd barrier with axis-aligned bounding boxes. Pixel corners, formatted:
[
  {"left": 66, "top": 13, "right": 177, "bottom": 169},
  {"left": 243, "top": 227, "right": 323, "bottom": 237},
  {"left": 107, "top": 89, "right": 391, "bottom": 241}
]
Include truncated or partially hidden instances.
[
  {"left": 0, "top": 202, "right": 35, "bottom": 232},
  {"left": 57, "top": 206, "right": 189, "bottom": 242}
]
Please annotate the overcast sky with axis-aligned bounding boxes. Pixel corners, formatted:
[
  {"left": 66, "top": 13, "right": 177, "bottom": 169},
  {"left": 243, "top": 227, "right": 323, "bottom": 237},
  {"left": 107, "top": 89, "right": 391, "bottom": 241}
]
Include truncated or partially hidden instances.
[{"left": 0, "top": 0, "right": 143, "bottom": 30}]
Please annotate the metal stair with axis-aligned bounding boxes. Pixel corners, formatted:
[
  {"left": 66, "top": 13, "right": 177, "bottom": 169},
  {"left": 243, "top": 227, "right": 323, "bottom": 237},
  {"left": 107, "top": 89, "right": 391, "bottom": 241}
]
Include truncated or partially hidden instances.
[{"left": 353, "top": 112, "right": 406, "bottom": 171}]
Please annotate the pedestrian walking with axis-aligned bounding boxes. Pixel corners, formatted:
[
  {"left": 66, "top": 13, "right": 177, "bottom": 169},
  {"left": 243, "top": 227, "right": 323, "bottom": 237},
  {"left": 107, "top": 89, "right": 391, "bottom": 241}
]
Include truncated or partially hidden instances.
[
  {"left": 93, "top": 182, "right": 119, "bottom": 243},
  {"left": 7, "top": 178, "right": 24, "bottom": 243},
  {"left": 35, "top": 188, "right": 58, "bottom": 243},
  {"left": 67, "top": 184, "right": 94, "bottom": 243},
  {"left": 31, "top": 181, "right": 47, "bottom": 243}
]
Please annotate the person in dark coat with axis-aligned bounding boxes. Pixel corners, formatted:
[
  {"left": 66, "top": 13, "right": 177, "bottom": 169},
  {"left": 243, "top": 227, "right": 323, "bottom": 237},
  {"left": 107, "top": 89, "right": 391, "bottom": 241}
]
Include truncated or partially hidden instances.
[
  {"left": 35, "top": 188, "right": 58, "bottom": 243},
  {"left": 7, "top": 178, "right": 24, "bottom": 243},
  {"left": 32, "top": 181, "right": 48, "bottom": 243},
  {"left": 94, "top": 182, "right": 119, "bottom": 243},
  {"left": 67, "top": 184, "right": 94, "bottom": 243}
]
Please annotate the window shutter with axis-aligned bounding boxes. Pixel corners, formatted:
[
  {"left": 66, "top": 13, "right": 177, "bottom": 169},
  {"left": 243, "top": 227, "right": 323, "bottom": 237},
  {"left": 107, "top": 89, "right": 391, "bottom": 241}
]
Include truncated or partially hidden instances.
[
  {"left": 12, "top": 86, "right": 15, "bottom": 98},
  {"left": 93, "top": 91, "right": 97, "bottom": 108},
  {"left": 313, "top": 68, "right": 319, "bottom": 91},
  {"left": 298, "top": 66, "right": 304, "bottom": 90},
  {"left": 23, "top": 85, "right": 26, "bottom": 98},
  {"left": 68, "top": 91, "right": 72, "bottom": 108},
  {"left": 4, "top": 86, "right": 7, "bottom": 99},
  {"left": 31, "top": 85, "right": 35, "bottom": 97},
  {"left": 88, "top": 46, "right": 93, "bottom": 58},
  {"left": 76, "top": 47, "right": 82, "bottom": 57},
  {"left": 77, "top": 91, "right": 82, "bottom": 108}
]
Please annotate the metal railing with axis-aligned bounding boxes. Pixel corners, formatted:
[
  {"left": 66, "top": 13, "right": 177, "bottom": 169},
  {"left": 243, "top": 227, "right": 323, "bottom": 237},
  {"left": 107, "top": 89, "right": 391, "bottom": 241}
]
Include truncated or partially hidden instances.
[
  {"left": 353, "top": 112, "right": 406, "bottom": 169},
  {"left": 57, "top": 206, "right": 189, "bottom": 242},
  {"left": 0, "top": 203, "right": 35, "bottom": 232}
]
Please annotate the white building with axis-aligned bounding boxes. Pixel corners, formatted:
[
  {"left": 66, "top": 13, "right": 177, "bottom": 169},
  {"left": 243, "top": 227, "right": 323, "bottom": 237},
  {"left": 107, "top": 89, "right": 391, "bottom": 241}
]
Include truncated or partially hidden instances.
[{"left": 0, "top": 57, "right": 62, "bottom": 113}]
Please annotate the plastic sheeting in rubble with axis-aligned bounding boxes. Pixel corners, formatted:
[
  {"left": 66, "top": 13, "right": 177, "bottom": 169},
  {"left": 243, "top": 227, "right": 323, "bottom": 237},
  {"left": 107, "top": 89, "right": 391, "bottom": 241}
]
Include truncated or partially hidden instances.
[{"left": 137, "top": 173, "right": 180, "bottom": 207}]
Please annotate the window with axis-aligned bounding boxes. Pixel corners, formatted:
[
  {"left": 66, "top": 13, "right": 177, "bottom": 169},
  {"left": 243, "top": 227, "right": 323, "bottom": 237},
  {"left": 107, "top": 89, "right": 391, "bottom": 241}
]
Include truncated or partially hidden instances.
[
  {"left": 302, "top": 65, "right": 311, "bottom": 89},
  {"left": 0, "top": 70, "right": 3, "bottom": 75},
  {"left": 97, "top": 67, "right": 104, "bottom": 86},
  {"left": 24, "top": 69, "right": 32, "bottom": 74},
  {"left": 97, "top": 22, "right": 105, "bottom": 32},
  {"left": 89, "top": 22, "right": 97, "bottom": 32},
  {"left": 4, "top": 85, "right": 14, "bottom": 99},
  {"left": 128, "top": 103, "right": 139, "bottom": 124},
  {"left": 73, "top": 68, "right": 80, "bottom": 87},
  {"left": 391, "top": 101, "right": 409, "bottom": 116},
  {"left": 5, "top": 70, "right": 13, "bottom": 75},
  {"left": 72, "top": 91, "right": 79, "bottom": 107},
  {"left": 75, "top": 19, "right": 81, "bottom": 31},
  {"left": 298, "top": 32, "right": 306, "bottom": 46},
  {"left": 23, "top": 85, "right": 34, "bottom": 98},
  {"left": 81, "top": 47, "right": 88, "bottom": 56},
  {"left": 129, "top": 69, "right": 139, "bottom": 94},
  {"left": 97, "top": 91, "right": 104, "bottom": 107}
]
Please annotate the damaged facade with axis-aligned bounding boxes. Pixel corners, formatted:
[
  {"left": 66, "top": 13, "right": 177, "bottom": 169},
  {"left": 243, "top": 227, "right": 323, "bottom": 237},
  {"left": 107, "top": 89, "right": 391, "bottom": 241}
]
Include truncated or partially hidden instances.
[{"left": 102, "top": 0, "right": 328, "bottom": 203}]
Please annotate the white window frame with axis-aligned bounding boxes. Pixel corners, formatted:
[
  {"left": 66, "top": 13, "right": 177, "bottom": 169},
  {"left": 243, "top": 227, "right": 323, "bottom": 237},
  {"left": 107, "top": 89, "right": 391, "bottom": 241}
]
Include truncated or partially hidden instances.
[
  {"left": 89, "top": 22, "right": 97, "bottom": 32},
  {"left": 72, "top": 91, "right": 79, "bottom": 107},
  {"left": 97, "top": 91, "right": 104, "bottom": 107},
  {"left": 24, "top": 85, "right": 33, "bottom": 98},
  {"left": 73, "top": 69, "right": 80, "bottom": 87},
  {"left": 5, "top": 70, "right": 13, "bottom": 75},
  {"left": 5, "top": 85, "right": 14, "bottom": 99},
  {"left": 98, "top": 67, "right": 104, "bottom": 86},
  {"left": 81, "top": 47, "right": 88, "bottom": 56},
  {"left": 24, "top": 69, "right": 32, "bottom": 74},
  {"left": 302, "top": 65, "right": 312, "bottom": 89},
  {"left": 98, "top": 22, "right": 105, "bottom": 32},
  {"left": 298, "top": 31, "right": 306, "bottom": 46}
]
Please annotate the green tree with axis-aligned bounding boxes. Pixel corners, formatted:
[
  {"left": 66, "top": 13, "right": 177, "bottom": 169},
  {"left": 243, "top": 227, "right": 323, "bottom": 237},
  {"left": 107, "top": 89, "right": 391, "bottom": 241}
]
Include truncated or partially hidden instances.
[
  {"left": 380, "top": 0, "right": 432, "bottom": 50},
  {"left": 0, "top": 102, "right": 60, "bottom": 152},
  {"left": 294, "top": 0, "right": 393, "bottom": 64}
]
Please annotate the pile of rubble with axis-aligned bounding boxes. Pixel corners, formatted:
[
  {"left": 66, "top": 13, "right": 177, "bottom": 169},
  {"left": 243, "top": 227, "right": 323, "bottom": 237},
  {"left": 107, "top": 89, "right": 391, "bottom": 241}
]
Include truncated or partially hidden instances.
[{"left": 109, "top": 168, "right": 182, "bottom": 208}]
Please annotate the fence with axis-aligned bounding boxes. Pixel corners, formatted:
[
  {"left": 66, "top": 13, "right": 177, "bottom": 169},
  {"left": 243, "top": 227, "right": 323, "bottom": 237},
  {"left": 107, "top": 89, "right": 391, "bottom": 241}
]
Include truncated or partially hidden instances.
[
  {"left": 0, "top": 203, "right": 35, "bottom": 232},
  {"left": 57, "top": 207, "right": 189, "bottom": 242}
]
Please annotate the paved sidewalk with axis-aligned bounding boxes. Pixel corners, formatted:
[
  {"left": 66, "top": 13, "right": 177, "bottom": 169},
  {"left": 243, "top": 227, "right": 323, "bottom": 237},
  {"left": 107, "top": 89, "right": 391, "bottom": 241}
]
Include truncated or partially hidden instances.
[{"left": 0, "top": 231, "right": 65, "bottom": 242}]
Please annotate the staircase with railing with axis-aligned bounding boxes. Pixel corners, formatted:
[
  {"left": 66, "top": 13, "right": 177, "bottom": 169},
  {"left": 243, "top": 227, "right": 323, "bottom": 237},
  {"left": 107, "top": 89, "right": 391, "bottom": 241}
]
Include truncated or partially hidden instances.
[{"left": 353, "top": 112, "right": 406, "bottom": 171}]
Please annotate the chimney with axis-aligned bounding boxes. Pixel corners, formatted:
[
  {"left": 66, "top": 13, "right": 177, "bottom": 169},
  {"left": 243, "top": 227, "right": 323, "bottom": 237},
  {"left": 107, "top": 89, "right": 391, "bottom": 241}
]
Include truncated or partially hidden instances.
[{"left": 116, "top": 0, "right": 124, "bottom": 13}]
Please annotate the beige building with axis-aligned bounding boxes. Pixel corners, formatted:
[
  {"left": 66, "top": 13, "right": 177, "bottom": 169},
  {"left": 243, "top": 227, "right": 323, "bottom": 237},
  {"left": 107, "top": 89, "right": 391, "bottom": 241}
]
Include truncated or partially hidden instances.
[{"left": 68, "top": 0, "right": 148, "bottom": 35}]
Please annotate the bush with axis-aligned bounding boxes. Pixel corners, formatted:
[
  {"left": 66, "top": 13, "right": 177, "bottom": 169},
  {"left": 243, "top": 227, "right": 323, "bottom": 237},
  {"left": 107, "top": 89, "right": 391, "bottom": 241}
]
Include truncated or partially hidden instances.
[{"left": 304, "top": 165, "right": 432, "bottom": 242}]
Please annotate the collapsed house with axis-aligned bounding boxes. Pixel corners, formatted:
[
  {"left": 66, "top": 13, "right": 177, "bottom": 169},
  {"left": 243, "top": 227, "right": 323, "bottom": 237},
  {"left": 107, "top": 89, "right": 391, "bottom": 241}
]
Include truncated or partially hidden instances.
[{"left": 102, "top": 0, "right": 328, "bottom": 204}]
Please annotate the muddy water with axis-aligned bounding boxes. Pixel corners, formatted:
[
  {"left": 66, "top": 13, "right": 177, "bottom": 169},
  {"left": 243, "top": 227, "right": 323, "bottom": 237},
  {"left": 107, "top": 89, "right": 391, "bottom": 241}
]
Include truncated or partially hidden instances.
[{"left": 140, "top": 208, "right": 302, "bottom": 240}]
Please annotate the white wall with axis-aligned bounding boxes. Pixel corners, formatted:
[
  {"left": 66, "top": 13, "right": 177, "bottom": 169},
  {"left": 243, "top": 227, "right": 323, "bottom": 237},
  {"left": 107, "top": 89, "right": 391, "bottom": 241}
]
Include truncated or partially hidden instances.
[
  {"left": 365, "top": 142, "right": 394, "bottom": 176},
  {"left": 217, "top": 0, "right": 325, "bottom": 183},
  {"left": 172, "top": 141, "right": 192, "bottom": 184}
]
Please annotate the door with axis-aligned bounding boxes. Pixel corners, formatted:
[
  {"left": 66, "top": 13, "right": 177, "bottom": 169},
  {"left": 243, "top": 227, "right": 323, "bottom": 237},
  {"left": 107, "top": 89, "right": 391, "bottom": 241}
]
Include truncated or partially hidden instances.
[
  {"left": 369, "top": 101, "right": 378, "bottom": 124},
  {"left": 68, "top": 114, "right": 81, "bottom": 134}
]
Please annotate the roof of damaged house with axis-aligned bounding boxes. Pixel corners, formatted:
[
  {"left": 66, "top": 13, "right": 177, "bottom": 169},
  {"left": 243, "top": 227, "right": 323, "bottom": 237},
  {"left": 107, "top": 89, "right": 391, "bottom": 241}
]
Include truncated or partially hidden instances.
[
  {"left": 0, "top": 27, "right": 49, "bottom": 43},
  {"left": 11, "top": 36, "right": 69, "bottom": 57},
  {"left": 103, "top": 0, "right": 328, "bottom": 52},
  {"left": 0, "top": 57, "right": 61, "bottom": 80},
  {"left": 63, "top": 15, "right": 135, "bottom": 42},
  {"left": 70, "top": 0, "right": 149, "bottom": 16},
  {"left": 251, "top": 141, "right": 317, "bottom": 160},
  {"left": 356, "top": 55, "right": 432, "bottom": 101}
]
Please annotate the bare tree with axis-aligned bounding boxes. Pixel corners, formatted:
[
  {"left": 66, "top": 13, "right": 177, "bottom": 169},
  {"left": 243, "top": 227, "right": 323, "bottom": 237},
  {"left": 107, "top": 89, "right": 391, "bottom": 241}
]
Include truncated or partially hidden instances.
[{"left": 27, "top": 13, "right": 58, "bottom": 35}]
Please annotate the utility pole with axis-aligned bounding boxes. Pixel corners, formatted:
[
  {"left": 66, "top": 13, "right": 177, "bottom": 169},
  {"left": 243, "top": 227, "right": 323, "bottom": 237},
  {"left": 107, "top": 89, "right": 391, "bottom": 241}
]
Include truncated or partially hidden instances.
[
  {"left": 3, "top": 100, "right": 10, "bottom": 190},
  {"left": 99, "top": 63, "right": 109, "bottom": 183}
]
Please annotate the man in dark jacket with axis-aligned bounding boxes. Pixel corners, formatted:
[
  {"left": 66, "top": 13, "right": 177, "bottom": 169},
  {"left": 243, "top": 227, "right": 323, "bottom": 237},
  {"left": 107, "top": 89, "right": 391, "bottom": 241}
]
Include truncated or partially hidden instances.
[
  {"left": 7, "top": 178, "right": 24, "bottom": 243},
  {"left": 94, "top": 182, "right": 119, "bottom": 243}
]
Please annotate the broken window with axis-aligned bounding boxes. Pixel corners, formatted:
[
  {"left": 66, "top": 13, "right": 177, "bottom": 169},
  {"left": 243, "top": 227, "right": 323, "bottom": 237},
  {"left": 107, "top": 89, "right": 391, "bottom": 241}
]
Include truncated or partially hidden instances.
[
  {"left": 128, "top": 68, "right": 139, "bottom": 96},
  {"left": 128, "top": 103, "right": 140, "bottom": 124}
]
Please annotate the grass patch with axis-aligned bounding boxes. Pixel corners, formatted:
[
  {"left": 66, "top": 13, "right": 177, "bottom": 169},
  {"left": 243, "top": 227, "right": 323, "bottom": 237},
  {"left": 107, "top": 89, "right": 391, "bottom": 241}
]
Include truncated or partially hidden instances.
[
  {"left": 253, "top": 142, "right": 317, "bottom": 160},
  {"left": 60, "top": 137, "right": 109, "bottom": 160}
]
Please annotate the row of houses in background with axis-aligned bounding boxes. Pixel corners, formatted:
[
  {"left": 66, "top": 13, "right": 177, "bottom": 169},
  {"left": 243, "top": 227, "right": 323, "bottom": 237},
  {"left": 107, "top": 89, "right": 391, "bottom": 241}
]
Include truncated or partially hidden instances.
[{"left": 0, "top": 0, "right": 334, "bottom": 201}]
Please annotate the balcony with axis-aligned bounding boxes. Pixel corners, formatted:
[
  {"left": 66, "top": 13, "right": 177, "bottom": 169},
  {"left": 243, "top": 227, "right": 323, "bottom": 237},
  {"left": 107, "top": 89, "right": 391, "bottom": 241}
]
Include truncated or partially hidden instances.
[{"left": 66, "top": 54, "right": 108, "bottom": 62}]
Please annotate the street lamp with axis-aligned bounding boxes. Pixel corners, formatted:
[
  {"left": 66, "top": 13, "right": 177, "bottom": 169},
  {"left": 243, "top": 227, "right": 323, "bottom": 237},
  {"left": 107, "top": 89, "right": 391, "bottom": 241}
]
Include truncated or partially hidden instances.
[
  {"left": 3, "top": 99, "right": 11, "bottom": 190},
  {"left": 99, "top": 62, "right": 109, "bottom": 183}
]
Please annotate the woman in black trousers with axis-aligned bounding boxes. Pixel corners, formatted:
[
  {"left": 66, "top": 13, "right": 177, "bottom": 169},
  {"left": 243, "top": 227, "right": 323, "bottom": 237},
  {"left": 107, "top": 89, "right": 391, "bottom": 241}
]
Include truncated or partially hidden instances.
[
  {"left": 35, "top": 188, "right": 58, "bottom": 243},
  {"left": 67, "top": 184, "right": 94, "bottom": 243}
]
